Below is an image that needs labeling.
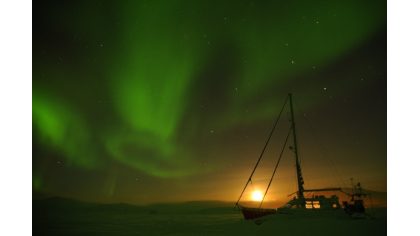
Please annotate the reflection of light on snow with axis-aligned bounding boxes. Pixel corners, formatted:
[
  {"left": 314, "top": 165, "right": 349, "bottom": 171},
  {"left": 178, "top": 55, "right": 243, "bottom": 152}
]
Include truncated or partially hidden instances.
[{"left": 251, "top": 190, "right": 263, "bottom": 201}]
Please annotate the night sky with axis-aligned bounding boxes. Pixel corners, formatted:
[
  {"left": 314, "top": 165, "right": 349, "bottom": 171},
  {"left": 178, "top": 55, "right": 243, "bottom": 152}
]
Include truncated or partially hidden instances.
[{"left": 33, "top": 0, "right": 386, "bottom": 204}]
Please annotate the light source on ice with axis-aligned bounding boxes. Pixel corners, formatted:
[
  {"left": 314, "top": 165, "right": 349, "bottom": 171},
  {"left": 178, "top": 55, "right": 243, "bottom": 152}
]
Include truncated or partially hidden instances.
[{"left": 251, "top": 190, "right": 263, "bottom": 201}]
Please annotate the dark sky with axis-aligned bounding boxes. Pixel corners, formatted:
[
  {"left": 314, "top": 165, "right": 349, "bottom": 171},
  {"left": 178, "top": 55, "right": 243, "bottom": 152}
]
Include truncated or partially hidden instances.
[{"left": 33, "top": 0, "right": 386, "bottom": 204}]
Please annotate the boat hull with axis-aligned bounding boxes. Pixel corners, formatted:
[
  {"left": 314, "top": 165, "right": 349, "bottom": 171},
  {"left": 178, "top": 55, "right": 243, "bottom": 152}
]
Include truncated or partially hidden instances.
[{"left": 239, "top": 206, "right": 277, "bottom": 220}]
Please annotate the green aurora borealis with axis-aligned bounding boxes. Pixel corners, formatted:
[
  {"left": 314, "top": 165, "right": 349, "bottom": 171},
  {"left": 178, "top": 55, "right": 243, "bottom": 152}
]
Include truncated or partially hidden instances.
[{"left": 33, "top": 0, "right": 386, "bottom": 203}]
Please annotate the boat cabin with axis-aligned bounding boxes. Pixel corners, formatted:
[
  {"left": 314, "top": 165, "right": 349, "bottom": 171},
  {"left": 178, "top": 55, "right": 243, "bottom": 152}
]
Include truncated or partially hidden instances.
[{"left": 286, "top": 194, "right": 341, "bottom": 209}]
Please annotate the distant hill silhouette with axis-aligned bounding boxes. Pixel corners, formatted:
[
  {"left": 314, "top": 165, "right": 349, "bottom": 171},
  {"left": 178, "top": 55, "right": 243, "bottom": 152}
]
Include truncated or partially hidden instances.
[
  {"left": 33, "top": 187, "right": 386, "bottom": 213},
  {"left": 33, "top": 196, "right": 239, "bottom": 215}
]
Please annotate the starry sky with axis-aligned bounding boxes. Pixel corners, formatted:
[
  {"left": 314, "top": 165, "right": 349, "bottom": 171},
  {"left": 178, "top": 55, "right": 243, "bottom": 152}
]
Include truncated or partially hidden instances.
[{"left": 33, "top": 0, "right": 386, "bottom": 204}]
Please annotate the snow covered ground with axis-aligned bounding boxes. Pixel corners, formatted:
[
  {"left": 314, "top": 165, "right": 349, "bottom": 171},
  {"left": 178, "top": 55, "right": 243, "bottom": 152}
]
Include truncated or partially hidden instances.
[{"left": 33, "top": 198, "right": 386, "bottom": 236}]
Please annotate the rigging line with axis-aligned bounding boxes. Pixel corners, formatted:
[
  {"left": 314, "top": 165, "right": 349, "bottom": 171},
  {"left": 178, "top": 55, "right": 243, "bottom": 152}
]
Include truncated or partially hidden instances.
[
  {"left": 235, "top": 95, "right": 289, "bottom": 207},
  {"left": 259, "top": 125, "right": 292, "bottom": 208}
]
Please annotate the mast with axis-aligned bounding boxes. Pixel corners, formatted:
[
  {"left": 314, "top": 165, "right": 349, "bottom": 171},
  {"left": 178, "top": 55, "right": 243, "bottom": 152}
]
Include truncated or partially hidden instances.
[{"left": 288, "top": 93, "right": 305, "bottom": 207}]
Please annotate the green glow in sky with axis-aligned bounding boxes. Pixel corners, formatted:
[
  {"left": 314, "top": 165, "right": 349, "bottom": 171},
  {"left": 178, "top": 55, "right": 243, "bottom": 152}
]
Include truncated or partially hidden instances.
[
  {"left": 33, "top": 90, "right": 97, "bottom": 168},
  {"left": 33, "top": 0, "right": 386, "bottom": 202}
]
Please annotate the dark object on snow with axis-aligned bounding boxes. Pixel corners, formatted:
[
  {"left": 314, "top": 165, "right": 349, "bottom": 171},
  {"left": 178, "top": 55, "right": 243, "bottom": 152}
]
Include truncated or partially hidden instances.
[
  {"left": 342, "top": 182, "right": 367, "bottom": 216},
  {"left": 343, "top": 200, "right": 365, "bottom": 215},
  {"left": 239, "top": 206, "right": 277, "bottom": 220}
]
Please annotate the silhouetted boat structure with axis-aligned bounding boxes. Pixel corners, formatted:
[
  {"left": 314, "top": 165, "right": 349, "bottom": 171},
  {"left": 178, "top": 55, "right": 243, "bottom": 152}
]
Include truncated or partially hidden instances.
[
  {"left": 235, "top": 94, "right": 367, "bottom": 220},
  {"left": 342, "top": 181, "right": 368, "bottom": 217}
]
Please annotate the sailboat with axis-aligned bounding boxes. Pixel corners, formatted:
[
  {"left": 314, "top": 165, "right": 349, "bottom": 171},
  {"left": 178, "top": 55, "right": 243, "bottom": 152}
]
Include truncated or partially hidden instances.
[{"left": 235, "top": 94, "right": 365, "bottom": 220}]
